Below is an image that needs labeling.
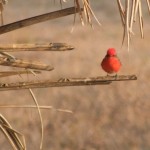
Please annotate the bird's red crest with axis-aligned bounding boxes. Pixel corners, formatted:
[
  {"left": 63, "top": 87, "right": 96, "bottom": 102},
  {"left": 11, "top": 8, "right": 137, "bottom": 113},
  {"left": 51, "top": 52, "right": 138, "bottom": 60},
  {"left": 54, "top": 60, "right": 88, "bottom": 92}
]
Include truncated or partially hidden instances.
[{"left": 107, "top": 48, "right": 116, "bottom": 56}]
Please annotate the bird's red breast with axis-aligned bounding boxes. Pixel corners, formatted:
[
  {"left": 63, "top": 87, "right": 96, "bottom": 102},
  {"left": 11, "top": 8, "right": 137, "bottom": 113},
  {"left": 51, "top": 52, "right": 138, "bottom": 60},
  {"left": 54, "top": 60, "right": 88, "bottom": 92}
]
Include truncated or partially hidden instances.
[{"left": 101, "top": 48, "right": 121, "bottom": 74}]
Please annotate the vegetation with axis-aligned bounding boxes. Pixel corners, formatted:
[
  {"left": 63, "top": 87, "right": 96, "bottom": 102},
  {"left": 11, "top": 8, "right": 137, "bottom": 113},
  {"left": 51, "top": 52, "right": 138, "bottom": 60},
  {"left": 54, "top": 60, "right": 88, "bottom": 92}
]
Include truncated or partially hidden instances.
[{"left": 0, "top": 0, "right": 149, "bottom": 149}]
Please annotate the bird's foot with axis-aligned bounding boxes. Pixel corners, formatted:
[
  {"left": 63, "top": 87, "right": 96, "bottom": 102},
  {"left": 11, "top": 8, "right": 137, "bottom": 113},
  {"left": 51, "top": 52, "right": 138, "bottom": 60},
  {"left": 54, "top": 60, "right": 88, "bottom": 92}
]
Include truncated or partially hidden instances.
[{"left": 106, "top": 73, "right": 118, "bottom": 79}]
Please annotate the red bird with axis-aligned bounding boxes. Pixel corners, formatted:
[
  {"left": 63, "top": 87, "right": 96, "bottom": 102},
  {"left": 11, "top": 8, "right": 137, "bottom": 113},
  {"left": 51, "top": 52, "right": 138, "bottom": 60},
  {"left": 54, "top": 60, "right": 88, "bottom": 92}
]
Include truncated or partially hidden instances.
[{"left": 101, "top": 48, "right": 121, "bottom": 75}]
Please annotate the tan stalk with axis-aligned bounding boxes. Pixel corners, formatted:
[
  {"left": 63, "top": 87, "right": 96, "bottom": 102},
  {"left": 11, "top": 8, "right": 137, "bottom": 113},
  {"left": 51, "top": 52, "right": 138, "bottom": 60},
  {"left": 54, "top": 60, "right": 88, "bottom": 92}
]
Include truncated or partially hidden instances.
[
  {"left": 138, "top": 0, "right": 144, "bottom": 38},
  {"left": 125, "top": 0, "right": 130, "bottom": 50},
  {"left": 0, "top": 114, "right": 26, "bottom": 150},
  {"left": 146, "top": 0, "right": 150, "bottom": 13},
  {"left": 129, "top": 0, "right": 135, "bottom": 35},
  {"left": 75, "top": 0, "right": 84, "bottom": 26},
  {"left": 84, "top": 0, "right": 101, "bottom": 26},
  {"left": 134, "top": 0, "right": 139, "bottom": 22},
  {"left": 116, "top": 0, "right": 125, "bottom": 26}
]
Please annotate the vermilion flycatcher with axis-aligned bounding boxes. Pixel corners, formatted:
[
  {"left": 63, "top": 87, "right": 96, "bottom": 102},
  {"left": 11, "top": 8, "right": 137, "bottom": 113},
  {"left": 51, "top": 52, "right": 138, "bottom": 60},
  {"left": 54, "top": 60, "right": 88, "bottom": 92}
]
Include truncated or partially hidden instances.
[{"left": 101, "top": 48, "right": 121, "bottom": 74}]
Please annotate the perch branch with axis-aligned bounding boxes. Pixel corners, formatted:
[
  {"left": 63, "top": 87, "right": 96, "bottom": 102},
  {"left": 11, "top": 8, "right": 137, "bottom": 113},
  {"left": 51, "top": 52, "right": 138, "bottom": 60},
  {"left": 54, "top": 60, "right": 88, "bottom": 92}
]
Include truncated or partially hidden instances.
[
  {"left": 0, "top": 43, "right": 74, "bottom": 52},
  {"left": 0, "top": 7, "right": 83, "bottom": 35},
  {"left": 0, "top": 57, "right": 54, "bottom": 71},
  {"left": 0, "top": 75, "right": 137, "bottom": 91}
]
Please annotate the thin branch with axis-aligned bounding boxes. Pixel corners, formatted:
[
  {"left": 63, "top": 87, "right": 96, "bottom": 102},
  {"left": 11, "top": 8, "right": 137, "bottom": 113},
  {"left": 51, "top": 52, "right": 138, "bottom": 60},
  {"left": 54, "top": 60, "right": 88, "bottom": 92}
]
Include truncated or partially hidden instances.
[
  {"left": 0, "top": 75, "right": 137, "bottom": 91},
  {"left": 0, "top": 57, "right": 54, "bottom": 71},
  {"left": 0, "top": 7, "right": 83, "bottom": 35},
  {"left": 0, "top": 43, "right": 74, "bottom": 52}
]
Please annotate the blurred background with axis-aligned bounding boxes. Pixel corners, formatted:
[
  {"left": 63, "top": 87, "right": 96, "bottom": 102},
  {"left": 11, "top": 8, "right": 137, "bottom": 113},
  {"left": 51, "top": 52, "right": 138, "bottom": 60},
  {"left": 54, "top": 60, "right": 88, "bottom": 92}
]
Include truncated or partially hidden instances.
[{"left": 0, "top": 0, "right": 150, "bottom": 149}]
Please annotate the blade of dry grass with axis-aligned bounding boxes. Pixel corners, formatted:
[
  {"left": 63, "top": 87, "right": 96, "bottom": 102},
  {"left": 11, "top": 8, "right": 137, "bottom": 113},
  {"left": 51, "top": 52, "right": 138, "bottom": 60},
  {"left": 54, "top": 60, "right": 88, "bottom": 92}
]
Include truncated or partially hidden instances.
[
  {"left": 0, "top": 125, "right": 18, "bottom": 150},
  {"left": 0, "top": 114, "right": 26, "bottom": 150},
  {"left": 1, "top": 124, "right": 26, "bottom": 150},
  {"left": 29, "top": 89, "right": 43, "bottom": 150},
  {"left": 0, "top": 105, "right": 73, "bottom": 113}
]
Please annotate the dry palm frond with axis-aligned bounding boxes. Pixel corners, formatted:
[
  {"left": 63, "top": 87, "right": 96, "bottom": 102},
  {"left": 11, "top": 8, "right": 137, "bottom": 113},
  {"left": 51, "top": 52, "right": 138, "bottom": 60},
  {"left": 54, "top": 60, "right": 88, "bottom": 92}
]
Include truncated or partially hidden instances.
[
  {"left": 117, "top": 0, "right": 125, "bottom": 26},
  {"left": 58, "top": 0, "right": 101, "bottom": 28},
  {"left": 74, "top": 0, "right": 101, "bottom": 26},
  {"left": 0, "top": 114, "right": 26, "bottom": 150},
  {"left": 117, "top": 0, "right": 148, "bottom": 50}
]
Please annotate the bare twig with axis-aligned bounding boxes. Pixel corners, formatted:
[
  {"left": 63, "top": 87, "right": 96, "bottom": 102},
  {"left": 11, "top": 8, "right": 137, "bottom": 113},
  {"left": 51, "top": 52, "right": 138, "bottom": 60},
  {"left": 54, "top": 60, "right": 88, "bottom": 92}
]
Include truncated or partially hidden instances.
[
  {"left": 0, "top": 57, "right": 54, "bottom": 71},
  {"left": 0, "top": 7, "right": 83, "bottom": 35},
  {"left": 0, "top": 43, "right": 74, "bottom": 52},
  {"left": 0, "top": 75, "right": 137, "bottom": 91}
]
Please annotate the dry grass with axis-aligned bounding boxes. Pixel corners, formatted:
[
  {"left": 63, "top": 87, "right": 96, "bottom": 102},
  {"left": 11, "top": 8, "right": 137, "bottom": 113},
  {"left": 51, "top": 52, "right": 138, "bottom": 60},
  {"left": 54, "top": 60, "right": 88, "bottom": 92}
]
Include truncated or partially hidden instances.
[{"left": 0, "top": 0, "right": 150, "bottom": 150}]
